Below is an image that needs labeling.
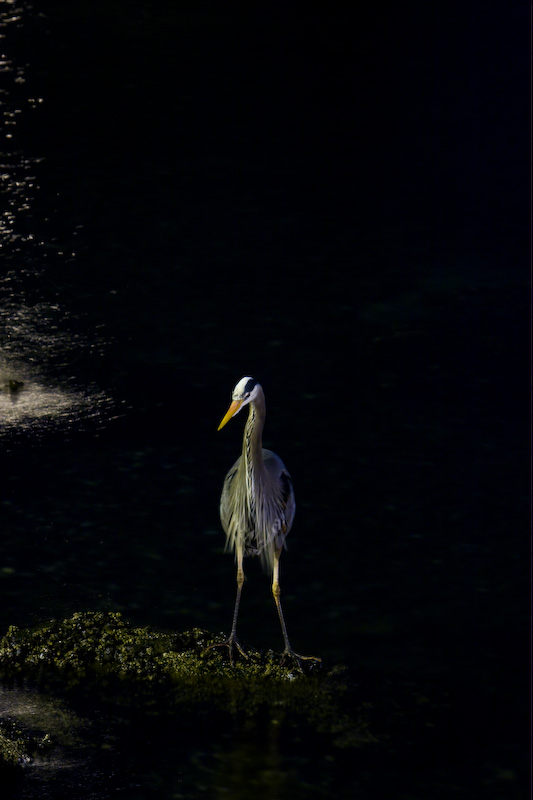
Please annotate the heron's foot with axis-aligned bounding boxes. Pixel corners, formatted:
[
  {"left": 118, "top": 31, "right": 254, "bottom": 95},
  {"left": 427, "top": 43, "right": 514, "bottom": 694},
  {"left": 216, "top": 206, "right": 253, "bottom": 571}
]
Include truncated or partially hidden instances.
[
  {"left": 281, "top": 647, "right": 322, "bottom": 673},
  {"left": 203, "top": 634, "right": 248, "bottom": 666}
]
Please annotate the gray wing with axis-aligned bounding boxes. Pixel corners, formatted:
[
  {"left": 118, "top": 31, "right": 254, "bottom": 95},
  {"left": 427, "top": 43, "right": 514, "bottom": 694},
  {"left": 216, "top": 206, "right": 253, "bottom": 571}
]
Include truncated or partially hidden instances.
[{"left": 262, "top": 448, "right": 295, "bottom": 548}]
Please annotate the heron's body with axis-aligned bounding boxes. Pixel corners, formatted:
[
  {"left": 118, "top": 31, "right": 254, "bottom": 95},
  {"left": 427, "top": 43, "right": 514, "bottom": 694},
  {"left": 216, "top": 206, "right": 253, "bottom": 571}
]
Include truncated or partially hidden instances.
[
  {"left": 221, "top": 447, "right": 294, "bottom": 565},
  {"left": 211, "top": 377, "right": 319, "bottom": 669}
]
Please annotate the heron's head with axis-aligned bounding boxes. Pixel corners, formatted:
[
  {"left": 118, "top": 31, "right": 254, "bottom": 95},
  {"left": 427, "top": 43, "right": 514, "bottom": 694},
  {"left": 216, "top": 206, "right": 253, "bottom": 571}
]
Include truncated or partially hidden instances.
[{"left": 218, "top": 377, "right": 261, "bottom": 430}]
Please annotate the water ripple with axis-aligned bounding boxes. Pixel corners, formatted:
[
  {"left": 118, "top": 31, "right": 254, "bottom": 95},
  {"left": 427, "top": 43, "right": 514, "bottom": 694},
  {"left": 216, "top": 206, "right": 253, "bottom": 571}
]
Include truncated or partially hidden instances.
[{"left": 0, "top": 3, "right": 118, "bottom": 446}]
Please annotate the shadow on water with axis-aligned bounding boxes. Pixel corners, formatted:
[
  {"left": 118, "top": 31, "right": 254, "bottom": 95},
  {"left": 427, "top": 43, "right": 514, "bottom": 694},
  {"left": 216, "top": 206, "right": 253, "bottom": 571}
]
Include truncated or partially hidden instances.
[
  {"left": 1, "top": 679, "right": 348, "bottom": 800},
  {"left": 1, "top": 661, "right": 528, "bottom": 800}
]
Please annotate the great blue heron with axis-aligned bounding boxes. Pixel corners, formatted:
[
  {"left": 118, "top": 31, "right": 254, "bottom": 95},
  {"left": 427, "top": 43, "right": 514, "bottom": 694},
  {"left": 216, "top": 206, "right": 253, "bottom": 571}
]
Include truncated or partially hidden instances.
[{"left": 210, "top": 376, "right": 320, "bottom": 670}]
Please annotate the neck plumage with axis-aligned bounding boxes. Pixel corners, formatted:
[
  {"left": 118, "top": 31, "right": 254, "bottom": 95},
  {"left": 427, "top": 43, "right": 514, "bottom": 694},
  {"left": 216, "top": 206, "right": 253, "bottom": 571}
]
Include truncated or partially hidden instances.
[{"left": 242, "top": 388, "right": 266, "bottom": 475}]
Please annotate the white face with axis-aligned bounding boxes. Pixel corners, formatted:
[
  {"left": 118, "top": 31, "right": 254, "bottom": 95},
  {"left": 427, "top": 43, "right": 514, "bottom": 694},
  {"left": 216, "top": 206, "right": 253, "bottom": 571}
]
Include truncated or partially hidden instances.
[{"left": 232, "top": 376, "right": 260, "bottom": 408}]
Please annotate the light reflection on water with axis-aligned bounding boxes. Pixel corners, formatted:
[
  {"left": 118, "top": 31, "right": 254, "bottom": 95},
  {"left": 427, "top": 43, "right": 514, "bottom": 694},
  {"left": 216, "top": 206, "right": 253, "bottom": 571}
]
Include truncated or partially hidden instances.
[
  {"left": 0, "top": 369, "right": 111, "bottom": 436},
  {"left": 0, "top": 291, "right": 117, "bottom": 444},
  {"left": 1, "top": 1, "right": 42, "bottom": 256},
  {"left": 0, "top": 3, "right": 117, "bottom": 446}
]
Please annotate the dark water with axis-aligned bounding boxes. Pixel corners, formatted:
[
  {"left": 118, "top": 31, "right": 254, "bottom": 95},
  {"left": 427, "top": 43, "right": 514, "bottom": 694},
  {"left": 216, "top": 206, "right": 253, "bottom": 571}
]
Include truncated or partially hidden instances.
[{"left": 0, "top": 2, "right": 529, "bottom": 798}]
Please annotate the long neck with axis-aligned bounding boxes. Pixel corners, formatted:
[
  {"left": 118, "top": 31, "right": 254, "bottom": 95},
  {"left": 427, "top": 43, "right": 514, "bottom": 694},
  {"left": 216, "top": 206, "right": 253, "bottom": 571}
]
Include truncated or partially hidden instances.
[{"left": 242, "top": 386, "right": 266, "bottom": 474}]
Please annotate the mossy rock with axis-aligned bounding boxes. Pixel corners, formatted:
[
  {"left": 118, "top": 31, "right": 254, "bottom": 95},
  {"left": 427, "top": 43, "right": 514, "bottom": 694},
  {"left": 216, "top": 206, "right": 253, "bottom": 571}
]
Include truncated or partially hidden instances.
[
  {"left": 0, "top": 725, "right": 31, "bottom": 770},
  {"left": 0, "top": 611, "right": 374, "bottom": 773},
  {"left": 0, "top": 719, "right": 52, "bottom": 784}
]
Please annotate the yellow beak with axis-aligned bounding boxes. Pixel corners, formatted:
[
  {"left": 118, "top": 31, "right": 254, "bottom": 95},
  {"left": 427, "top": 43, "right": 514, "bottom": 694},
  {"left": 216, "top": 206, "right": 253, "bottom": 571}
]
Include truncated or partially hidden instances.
[{"left": 217, "top": 399, "right": 244, "bottom": 431}]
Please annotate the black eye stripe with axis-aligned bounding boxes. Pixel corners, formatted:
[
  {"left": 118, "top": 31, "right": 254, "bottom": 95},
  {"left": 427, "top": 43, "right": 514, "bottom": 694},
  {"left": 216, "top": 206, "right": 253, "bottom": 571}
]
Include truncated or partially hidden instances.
[{"left": 243, "top": 378, "right": 256, "bottom": 394}]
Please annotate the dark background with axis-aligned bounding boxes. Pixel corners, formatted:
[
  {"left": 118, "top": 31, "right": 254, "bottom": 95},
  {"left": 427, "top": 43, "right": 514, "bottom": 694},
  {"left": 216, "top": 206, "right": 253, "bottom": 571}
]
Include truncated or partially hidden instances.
[{"left": 0, "top": 2, "right": 529, "bottom": 798}]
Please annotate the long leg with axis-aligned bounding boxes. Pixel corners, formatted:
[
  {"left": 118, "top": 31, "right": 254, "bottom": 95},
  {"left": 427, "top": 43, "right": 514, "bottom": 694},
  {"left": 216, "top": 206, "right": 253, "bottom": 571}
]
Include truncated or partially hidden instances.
[
  {"left": 272, "top": 548, "right": 321, "bottom": 670},
  {"left": 272, "top": 547, "right": 292, "bottom": 654},
  {"left": 228, "top": 548, "right": 247, "bottom": 660},
  {"left": 205, "top": 547, "right": 247, "bottom": 664}
]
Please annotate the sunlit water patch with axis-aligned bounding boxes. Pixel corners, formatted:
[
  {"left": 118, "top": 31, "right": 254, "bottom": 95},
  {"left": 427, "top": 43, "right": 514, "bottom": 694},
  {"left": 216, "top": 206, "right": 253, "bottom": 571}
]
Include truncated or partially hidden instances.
[
  {"left": 0, "top": 292, "right": 119, "bottom": 445},
  {"left": 0, "top": 368, "right": 113, "bottom": 439},
  {"left": 0, "top": 5, "right": 120, "bottom": 447}
]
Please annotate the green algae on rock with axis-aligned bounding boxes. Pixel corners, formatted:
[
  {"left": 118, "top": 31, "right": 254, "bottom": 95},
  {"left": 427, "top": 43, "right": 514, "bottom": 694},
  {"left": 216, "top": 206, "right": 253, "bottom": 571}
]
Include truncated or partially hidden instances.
[
  {"left": 0, "top": 612, "right": 373, "bottom": 753},
  {"left": 0, "top": 724, "right": 32, "bottom": 769},
  {"left": 0, "top": 719, "right": 51, "bottom": 778}
]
